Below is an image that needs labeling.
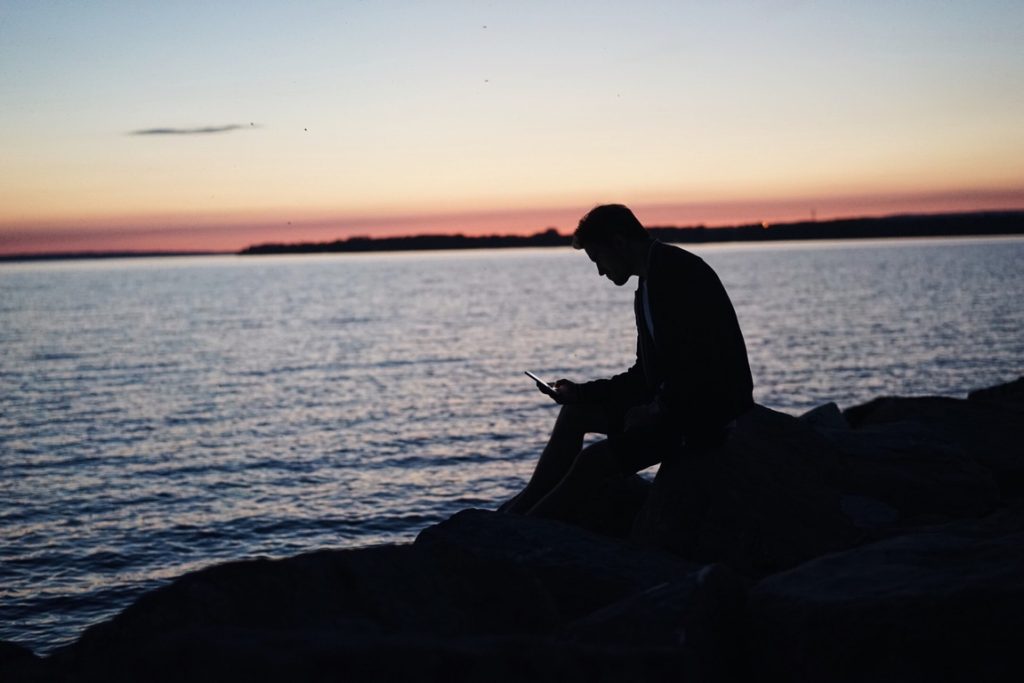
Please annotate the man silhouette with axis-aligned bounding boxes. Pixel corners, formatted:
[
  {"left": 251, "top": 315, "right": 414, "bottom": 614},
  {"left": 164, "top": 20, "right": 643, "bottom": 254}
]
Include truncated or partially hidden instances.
[{"left": 502, "top": 204, "right": 754, "bottom": 521}]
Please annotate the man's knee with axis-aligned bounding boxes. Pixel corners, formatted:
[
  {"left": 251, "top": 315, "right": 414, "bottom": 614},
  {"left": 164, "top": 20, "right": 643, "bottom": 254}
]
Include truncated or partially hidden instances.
[
  {"left": 570, "top": 440, "right": 619, "bottom": 478},
  {"left": 558, "top": 402, "right": 589, "bottom": 421},
  {"left": 556, "top": 402, "right": 608, "bottom": 433}
]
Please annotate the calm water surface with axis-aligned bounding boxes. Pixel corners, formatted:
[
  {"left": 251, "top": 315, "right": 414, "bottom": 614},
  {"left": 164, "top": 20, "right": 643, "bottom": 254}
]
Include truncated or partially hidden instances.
[{"left": 2, "top": 237, "right": 1022, "bottom": 653}]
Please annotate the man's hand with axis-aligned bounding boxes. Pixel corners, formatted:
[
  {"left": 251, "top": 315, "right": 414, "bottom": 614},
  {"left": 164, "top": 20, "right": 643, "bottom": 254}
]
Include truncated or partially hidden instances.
[{"left": 536, "top": 378, "right": 581, "bottom": 404}]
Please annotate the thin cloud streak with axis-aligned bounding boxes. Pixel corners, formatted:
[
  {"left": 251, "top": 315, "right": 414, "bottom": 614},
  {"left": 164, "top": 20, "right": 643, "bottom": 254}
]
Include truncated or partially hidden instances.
[{"left": 129, "top": 124, "right": 254, "bottom": 136}]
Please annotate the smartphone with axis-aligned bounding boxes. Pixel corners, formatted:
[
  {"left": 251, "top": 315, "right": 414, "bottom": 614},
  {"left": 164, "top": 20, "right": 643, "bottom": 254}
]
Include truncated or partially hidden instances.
[{"left": 524, "top": 370, "right": 557, "bottom": 394}]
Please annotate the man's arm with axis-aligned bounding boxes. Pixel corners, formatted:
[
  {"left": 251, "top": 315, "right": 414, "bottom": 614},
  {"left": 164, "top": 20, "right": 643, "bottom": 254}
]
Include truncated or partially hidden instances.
[
  {"left": 536, "top": 360, "right": 647, "bottom": 405},
  {"left": 575, "top": 348, "right": 648, "bottom": 404}
]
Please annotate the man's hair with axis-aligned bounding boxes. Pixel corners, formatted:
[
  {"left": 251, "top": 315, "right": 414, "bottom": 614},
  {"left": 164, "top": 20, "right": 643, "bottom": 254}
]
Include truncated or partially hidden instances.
[{"left": 572, "top": 204, "right": 649, "bottom": 250}]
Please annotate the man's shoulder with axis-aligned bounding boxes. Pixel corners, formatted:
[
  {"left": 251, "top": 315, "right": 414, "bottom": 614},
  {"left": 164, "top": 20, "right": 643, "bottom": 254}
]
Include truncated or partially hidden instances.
[
  {"left": 652, "top": 241, "right": 710, "bottom": 276},
  {"left": 656, "top": 240, "right": 696, "bottom": 258}
]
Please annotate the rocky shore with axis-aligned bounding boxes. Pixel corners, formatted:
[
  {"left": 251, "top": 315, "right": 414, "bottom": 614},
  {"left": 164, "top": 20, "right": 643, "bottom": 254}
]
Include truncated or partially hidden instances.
[{"left": 3, "top": 377, "right": 1022, "bottom": 682}]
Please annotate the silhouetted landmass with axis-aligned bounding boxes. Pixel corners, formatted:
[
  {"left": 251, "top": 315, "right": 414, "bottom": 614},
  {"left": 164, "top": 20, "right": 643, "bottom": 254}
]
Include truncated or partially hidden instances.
[
  {"left": 240, "top": 227, "right": 571, "bottom": 254},
  {"left": 240, "top": 210, "right": 1024, "bottom": 255}
]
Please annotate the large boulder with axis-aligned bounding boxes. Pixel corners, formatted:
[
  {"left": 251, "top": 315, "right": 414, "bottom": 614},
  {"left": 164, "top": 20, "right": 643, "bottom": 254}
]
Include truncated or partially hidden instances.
[
  {"left": 0, "top": 641, "right": 41, "bottom": 682},
  {"left": 968, "top": 375, "right": 1024, "bottom": 405},
  {"left": 44, "top": 543, "right": 548, "bottom": 680},
  {"left": 800, "top": 402, "right": 1000, "bottom": 533},
  {"left": 27, "top": 511, "right": 748, "bottom": 682},
  {"left": 632, "top": 404, "right": 863, "bottom": 577},
  {"left": 417, "top": 511, "right": 749, "bottom": 681},
  {"left": 749, "top": 503, "right": 1024, "bottom": 683},
  {"left": 557, "top": 565, "right": 749, "bottom": 682},
  {"left": 414, "top": 510, "right": 700, "bottom": 620},
  {"left": 843, "top": 390, "right": 1024, "bottom": 496}
]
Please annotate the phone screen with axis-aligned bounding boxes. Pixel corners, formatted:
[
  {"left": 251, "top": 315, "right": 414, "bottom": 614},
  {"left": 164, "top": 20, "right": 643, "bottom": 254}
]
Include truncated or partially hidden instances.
[{"left": 524, "top": 370, "right": 556, "bottom": 392}]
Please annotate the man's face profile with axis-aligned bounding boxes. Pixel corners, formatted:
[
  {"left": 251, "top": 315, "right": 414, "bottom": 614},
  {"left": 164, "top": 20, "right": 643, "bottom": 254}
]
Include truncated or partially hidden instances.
[{"left": 584, "top": 241, "right": 631, "bottom": 286}]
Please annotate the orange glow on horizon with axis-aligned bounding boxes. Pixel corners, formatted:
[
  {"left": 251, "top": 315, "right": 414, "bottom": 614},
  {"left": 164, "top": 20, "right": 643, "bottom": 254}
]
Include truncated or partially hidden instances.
[{"left": 1, "top": 188, "right": 1023, "bottom": 256}]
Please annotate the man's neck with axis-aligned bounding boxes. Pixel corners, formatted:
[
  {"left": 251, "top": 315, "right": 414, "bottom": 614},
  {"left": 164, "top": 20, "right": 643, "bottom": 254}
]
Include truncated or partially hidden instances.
[{"left": 631, "top": 238, "right": 656, "bottom": 278}]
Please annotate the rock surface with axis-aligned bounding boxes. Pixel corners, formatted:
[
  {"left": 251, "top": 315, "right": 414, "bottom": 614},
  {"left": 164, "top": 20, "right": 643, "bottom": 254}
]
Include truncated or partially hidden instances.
[
  {"left": 968, "top": 375, "right": 1024, "bottom": 405},
  {"left": 632, "top": 404, "right": 862, "bottom": 576},
  {"left": 749, "top": 503, "right": 1024, "bottom": 683},
  {"left": 844, "top": 393, "right": 1024, "bottom": 496},
  {"left": 3, "top": 376, "right": 1022, "bottom": 682},
  {"left": 802, "top": 403, "right": 1000, "bottom": 533},
  {"left": 12, "top": 512, "right": 746, "bottom": 682}
]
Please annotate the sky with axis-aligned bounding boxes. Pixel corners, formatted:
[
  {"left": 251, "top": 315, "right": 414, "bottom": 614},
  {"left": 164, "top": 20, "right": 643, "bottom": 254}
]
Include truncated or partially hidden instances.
[{"left": 1, "top": 0, "right": 1022, "bottom": 255}]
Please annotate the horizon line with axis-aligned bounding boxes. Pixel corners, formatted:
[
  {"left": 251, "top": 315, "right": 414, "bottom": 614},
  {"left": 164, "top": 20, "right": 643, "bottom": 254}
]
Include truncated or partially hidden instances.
[{"left": 3, "top": 208, "right": 1022, "bottom": 261}]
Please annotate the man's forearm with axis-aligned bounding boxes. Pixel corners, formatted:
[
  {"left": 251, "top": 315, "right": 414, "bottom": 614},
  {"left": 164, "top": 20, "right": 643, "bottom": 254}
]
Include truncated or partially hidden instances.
[{"left": 577, "top": 363, "right": 646, "bottom": 403}]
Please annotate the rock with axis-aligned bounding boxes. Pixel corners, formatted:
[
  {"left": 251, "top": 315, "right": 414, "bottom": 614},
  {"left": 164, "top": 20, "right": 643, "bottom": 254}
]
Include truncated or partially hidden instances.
[
  {"left": 32, "top": 510, "right": 746, "bottom": 682},
  {"left": 558, "top": 564, "right": 750, "bottom": 681},
  {"left": 749, "top": 503, "right": 1024, "bottom": 683},
  {"left": 798, "top": 401, "right": 850, "bottom": 431},
  {"left": 806, "top": 416, "right": 1000, "bottom": 532},
  {"left": 632, "top": 404, "right": 863, "bottom": 577},
  {"left": 0, "top": 640, "right": 44, "bottom": 681},
  {"left": 46, "top": 543, "right": 553, "bottom": 679},
  {"left": 417, "top": 511, "right": 750, "bottom": 681},
  {"left": 414, "top": 509, "right": 699, "bottom": 621},
  {"left": 968, "top": 375, "right": 1024, "bottom": 405},
  {"left": 838, "top": 494, "right": 901, "bottom": 529},
  {"left": 844, "top": 394, "right": 1024, "bottom": 496}
]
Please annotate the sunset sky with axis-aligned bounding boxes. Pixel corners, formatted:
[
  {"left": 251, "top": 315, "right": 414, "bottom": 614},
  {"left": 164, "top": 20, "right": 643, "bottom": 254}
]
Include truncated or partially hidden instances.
[{"left": 1, "top": 1, "right": 1022, "bottom": 255}]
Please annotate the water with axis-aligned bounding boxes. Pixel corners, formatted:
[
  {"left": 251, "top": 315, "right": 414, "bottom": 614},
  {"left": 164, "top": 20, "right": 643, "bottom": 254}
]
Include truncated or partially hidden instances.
[{"left": 2, "top": 237, "right": 1022, "bottom": 653}]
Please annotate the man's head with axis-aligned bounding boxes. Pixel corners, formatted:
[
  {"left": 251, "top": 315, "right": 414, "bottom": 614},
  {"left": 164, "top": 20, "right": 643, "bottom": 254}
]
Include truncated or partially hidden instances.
[{"left": 573, "top": 204, "right": 650, "bottom": 286}]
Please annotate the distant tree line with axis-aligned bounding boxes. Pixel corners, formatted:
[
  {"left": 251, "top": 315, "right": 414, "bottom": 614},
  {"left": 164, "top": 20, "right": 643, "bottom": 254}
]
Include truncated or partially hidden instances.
[
  {"left": 240, "top": 228, "right": 570, "bottom": 254},
  {"left": 648, "top": 211, "right": 1024, "bottom": 244},
  {"left": 239, "top": 211, "right": 1024, "bottom": 255}
]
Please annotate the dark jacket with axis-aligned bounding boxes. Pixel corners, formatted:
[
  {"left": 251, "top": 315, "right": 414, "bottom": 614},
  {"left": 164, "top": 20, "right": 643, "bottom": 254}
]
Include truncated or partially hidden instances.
[{"left": 579, "top": 241, "right": 754, "bottom": 443}]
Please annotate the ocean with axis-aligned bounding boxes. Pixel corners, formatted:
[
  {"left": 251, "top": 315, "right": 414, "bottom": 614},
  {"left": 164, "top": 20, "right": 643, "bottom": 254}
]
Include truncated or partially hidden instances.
[{"left": 2, "top": 236, "right": 1022, "bottom": 654}]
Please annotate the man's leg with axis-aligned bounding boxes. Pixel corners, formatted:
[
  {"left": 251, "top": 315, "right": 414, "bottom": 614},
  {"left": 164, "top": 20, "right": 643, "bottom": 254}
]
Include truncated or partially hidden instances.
[
  {"left": 525, "top": 439, "right": 625, "bottom": 523},
  {"left": 500, "top": 402, "right": 612, "bottom": 514}
]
